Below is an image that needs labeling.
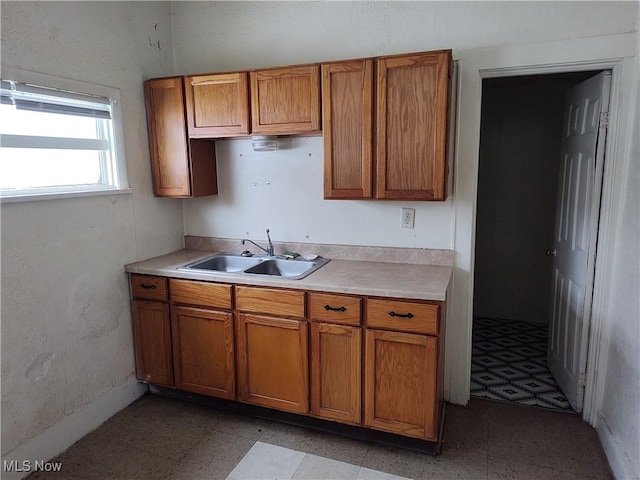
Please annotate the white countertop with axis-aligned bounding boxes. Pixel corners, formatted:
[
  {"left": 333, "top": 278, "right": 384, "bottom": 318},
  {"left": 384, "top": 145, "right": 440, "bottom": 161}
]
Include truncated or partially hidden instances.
[{"left": 125, "top": 249, "right": 452, "bottom": 301}]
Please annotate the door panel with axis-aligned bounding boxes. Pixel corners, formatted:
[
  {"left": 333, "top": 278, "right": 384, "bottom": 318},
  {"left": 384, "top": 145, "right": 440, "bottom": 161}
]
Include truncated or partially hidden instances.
[
  {"left": 144, "top": 78, "right": 191, "bottom": 197},
  {"left": 171, "top": 306, "right": 235, "bottom": 399},
  {"left": 548, "top": 71, "right": 611, "bottom": 411},
  {"left": 236, "top": 313, "right": 309, "bottom": 413},
  {"left": 132, "top": 300, "right": 173, "bottom": 386},
  {"left": 364, "top": 329, "right": 438, "bottom": 440},
  {"left": 310, "top": 322, "right": 362, "bottom": 424}
]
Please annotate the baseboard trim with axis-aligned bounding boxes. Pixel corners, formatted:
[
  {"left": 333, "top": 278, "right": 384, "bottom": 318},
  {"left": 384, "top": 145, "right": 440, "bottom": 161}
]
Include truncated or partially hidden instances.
[
  {"left": 1, "top": 375, "right": 147, "bottom": 480},
  {"left": 596, "top": 415, "right": 639, "bottom": 480}
]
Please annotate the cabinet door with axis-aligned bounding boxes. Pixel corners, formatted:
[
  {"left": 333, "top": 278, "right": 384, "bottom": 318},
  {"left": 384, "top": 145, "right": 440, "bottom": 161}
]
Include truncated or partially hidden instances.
[
  {"left": 144, "top": 78, "right": 191, "bottom": 197},
  {"left": 250, "top": 65, "right": 321, "bottom": 134},
  {"left": 236, "top": 313, "right": 309, "bottom": 413},
  {"left": 131, "top": 300, "right": 173, "bottom": 387},
  {"left": 321, "top": 60, "right": 373, "bottom": 199},
  {"left": 184, "top": 73, "right": 250, "bottom": 137},
  {"left": 171, "top": 306, "right": 235, "bottom": 399},
  {"left": 144, "top": 78, "right": 218, "bottom": 198},
  {"left": 310, "top": 323, "right": 361, "bottom": 424},
  {"left": 376, "top": 51, "right": 451, "bottom": 200},
  {"left": 364, "top": 329, "right": 438, "bottom": 440}
]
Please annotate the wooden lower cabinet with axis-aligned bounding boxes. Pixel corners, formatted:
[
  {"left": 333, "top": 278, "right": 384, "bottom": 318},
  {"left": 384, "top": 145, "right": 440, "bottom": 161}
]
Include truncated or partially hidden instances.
[
  {"left": 129, "top": 274, "right": 445, "bottom": 446},
  {"left": 236, "top": 313, "right": 309, "bottom": 413},
  {"left": 364, "top": 329, "right": 439, "bottom": 440},
  {"left": 131, "top": 300, "right": 173, "bottom": 387},
  {"left": 310, "top": 322, "right": 361, "bottom": 424},
  {"left": 171, "top": 306, "right": 235, "bottom": 399}
]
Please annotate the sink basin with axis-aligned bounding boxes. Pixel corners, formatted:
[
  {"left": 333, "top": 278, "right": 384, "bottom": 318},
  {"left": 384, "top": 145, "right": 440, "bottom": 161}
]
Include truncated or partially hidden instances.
[
  {"left": 180, "top": 254, "right": 264, "bottom": 273},
  {"left": 244, "top": 259, "right": 320, "bottom": 279},
  {"left": 178, "top": 253, "right": 329, "bottom": 280}
]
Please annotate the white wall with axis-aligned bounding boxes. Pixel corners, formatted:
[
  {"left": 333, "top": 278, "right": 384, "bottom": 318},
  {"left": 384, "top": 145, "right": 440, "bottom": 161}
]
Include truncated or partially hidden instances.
[
  {"left": 173, "top": 1, "right": 637, "bottom": 248},
  {"left": 596, "top": 63, "right": 640, "bottom": 480},
  {"left": 185, "top": 137, "right": 453, "bottom": 248},
  {"left": 1, "top": 1, "right": 182, "bottom": 469},
  {"left": 172, "top": 1, "right": 637, "bottom": 74}
]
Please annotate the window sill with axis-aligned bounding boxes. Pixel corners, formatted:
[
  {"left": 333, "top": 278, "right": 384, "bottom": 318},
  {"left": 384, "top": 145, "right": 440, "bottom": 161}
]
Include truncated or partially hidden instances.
[{"left": 0, "top": 187, "right": 133, "bottom": 204}]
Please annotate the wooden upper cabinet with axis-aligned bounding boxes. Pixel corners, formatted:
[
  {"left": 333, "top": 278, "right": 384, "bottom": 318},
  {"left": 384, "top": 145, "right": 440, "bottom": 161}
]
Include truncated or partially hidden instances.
[
  {"left": 184, "top": 73, "right": 250, "bottom": 137},
  {"left": 144, "top": 77, "right": 218, "bottom": 198},
  {"left": 250, "top": 65, "right": 321, "bottom": 134},
  {"left": 376, "top": 51, "right": 451, "bottom": 200},
  {"left": 322, "top": 60, "right": 373, "bottom": 199},
  {"left": 144, "top": 78, "right": 190, "bottom": 197}
]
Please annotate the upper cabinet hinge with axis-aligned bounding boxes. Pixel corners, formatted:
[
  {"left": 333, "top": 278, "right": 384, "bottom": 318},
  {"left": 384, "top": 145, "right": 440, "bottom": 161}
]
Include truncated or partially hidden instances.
[{"left": 599, "top": 111, "right": 609, "bottom": 129}]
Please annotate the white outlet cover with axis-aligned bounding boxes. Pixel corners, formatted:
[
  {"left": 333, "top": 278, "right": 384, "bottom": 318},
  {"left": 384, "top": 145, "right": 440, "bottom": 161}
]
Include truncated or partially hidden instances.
[{"left": 401, "top": 207, "right": 415, "bottom": 229}]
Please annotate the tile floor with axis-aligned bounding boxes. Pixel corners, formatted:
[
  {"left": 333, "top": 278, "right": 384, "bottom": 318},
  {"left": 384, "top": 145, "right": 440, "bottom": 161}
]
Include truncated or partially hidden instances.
[
  {"left": 471, "top": 316, "right": 573, "bottom": 411},
  {"left": 26, "top": 394, "right": 612, "bottom": 480}
]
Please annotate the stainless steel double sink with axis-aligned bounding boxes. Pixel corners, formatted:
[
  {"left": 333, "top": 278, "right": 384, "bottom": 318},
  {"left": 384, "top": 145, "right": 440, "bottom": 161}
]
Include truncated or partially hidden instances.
[{"left": 178, "top": 253, "right": 330, "bottom": 280}]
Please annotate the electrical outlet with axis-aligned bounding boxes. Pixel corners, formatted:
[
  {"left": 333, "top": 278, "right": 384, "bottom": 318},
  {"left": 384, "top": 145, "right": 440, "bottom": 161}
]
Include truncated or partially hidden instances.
[{"left": 401, "top": 207, "right": 415, "bottom": 229}]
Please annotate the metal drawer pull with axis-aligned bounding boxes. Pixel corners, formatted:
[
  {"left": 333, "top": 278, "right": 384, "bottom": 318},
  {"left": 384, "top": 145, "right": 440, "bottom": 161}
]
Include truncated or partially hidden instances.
[
  {"left": 139, "top": 284, "right": 157, "bottom": 290},
  {"left": 388, "top": 311, "right": 414, "bottom": 319},
  {"left": 324, "top": 305, "right": 347, "bottom": 312}
]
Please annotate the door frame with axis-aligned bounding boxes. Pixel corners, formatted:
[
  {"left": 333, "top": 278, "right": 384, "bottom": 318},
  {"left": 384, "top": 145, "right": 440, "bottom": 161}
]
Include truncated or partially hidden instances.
[{"left": 447, "top": 32, "right": 637, "bottom": 425}]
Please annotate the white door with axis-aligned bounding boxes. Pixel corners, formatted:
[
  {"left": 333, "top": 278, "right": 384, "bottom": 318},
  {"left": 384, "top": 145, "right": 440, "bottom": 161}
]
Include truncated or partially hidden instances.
[{"left": 548, "top": 71, "right": 611, "bottom": 412}]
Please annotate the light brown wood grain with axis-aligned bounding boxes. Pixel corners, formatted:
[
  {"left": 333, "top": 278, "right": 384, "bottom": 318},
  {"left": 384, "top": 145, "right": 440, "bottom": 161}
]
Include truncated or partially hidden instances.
[
  {"left": 188, "top": 139, "right": 218, "bottom": 197},
  {"left": 364, "top": 329, "right": 438, "bottom": 440},
  {"left": 144, "top": 77, "right": 218, "bottom": 198},
  {"left": 171, "top": 306, "right": 235, "bottom": 399},
  {"left": 131, "top": 274, "right": 168, "bottom": 301},
  {"left": 236, "top": 286, "right": 305, "bottom": 318},
  {"left": 250, "top": 65, "right": 321, "bottom": 134},
  {"left": 375, "top": 50, "right": 451, "bottom": 200},
  {"left": 236, "top": 313, "right": 309, "bottom": 413},
  {"left": 184, "top": 73, "right": 250, "bottom": 137},
  {"left": 132, "top": 300, "right": 173, "bottom": 386},
  {"left": 310, "top": 322, "right": 361, "bottom": 424},
  {"left": 169, "top": 279, "right": 232, "bottom": 310},
  {"left": 322, "top": 59, "right": 373, "bottom": 199},
  {"left": 308, "top": 292, "right": 361, "bottom": 325},
  {"left": 144, "top": 77, "right": 191, "bottom": 197},
  {"left": 366, "top": 298, "right": 439, "bottom": 335}
]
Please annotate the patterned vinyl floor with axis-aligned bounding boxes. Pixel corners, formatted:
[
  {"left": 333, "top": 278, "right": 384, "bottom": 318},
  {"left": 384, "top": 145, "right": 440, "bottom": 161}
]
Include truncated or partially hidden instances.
[{"left": 471, "top": 316, "right": 574, "bottom": 411}]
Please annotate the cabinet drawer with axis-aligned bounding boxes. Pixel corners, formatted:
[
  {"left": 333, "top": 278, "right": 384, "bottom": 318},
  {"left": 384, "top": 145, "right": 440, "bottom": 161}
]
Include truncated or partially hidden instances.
[
  {"left": 236, "top": 286, "right": 305, "bottom": 318},
  {"left": 131, "top": 274, "right": 168, "bottom": 301},
  {"left": 308, "top": 293, "right": 361, "bottom": 326},
  {"left": 366, "top": 298, "right": 439, "bottom": 335},
  {"left": 170, "top": 279, "right": 232, "bottom": 310}
]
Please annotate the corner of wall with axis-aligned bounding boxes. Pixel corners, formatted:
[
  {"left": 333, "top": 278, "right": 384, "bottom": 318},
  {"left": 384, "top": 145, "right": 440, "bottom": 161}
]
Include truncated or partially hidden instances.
[
  {"left": 1, "top": 377, "right": 147, "bottom": 480},
  {"left": 596, "top": 415, "right": 640, "bottom": 480}
]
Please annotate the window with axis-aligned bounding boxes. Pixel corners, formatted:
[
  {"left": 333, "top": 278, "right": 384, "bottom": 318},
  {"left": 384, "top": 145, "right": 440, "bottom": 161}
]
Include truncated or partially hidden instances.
[{"left": 0, "top": 70, "right": 128, "bottom": 200}]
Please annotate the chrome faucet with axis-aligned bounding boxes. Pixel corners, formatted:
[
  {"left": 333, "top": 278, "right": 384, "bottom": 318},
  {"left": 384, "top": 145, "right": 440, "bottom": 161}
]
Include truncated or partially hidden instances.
[{"left": 241, "top": 229, "right": 275, "bottom": 256}]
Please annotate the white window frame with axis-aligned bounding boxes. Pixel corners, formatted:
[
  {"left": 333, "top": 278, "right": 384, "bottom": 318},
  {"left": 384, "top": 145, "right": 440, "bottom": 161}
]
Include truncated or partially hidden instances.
[{"left": 0, "top": 68, "right": 130, "bottom": 203}]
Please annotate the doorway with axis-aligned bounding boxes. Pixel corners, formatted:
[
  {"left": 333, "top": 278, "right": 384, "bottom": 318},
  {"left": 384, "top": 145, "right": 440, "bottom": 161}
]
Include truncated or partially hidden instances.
[{"left": 470, "top": 71, "right": 607, "bottom": 412}]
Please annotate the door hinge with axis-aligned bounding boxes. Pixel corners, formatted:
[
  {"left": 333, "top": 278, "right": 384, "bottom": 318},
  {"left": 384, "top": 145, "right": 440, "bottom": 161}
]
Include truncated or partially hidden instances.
[{"left": 599, "top": 111, "right": 609, "bottom": 129}]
